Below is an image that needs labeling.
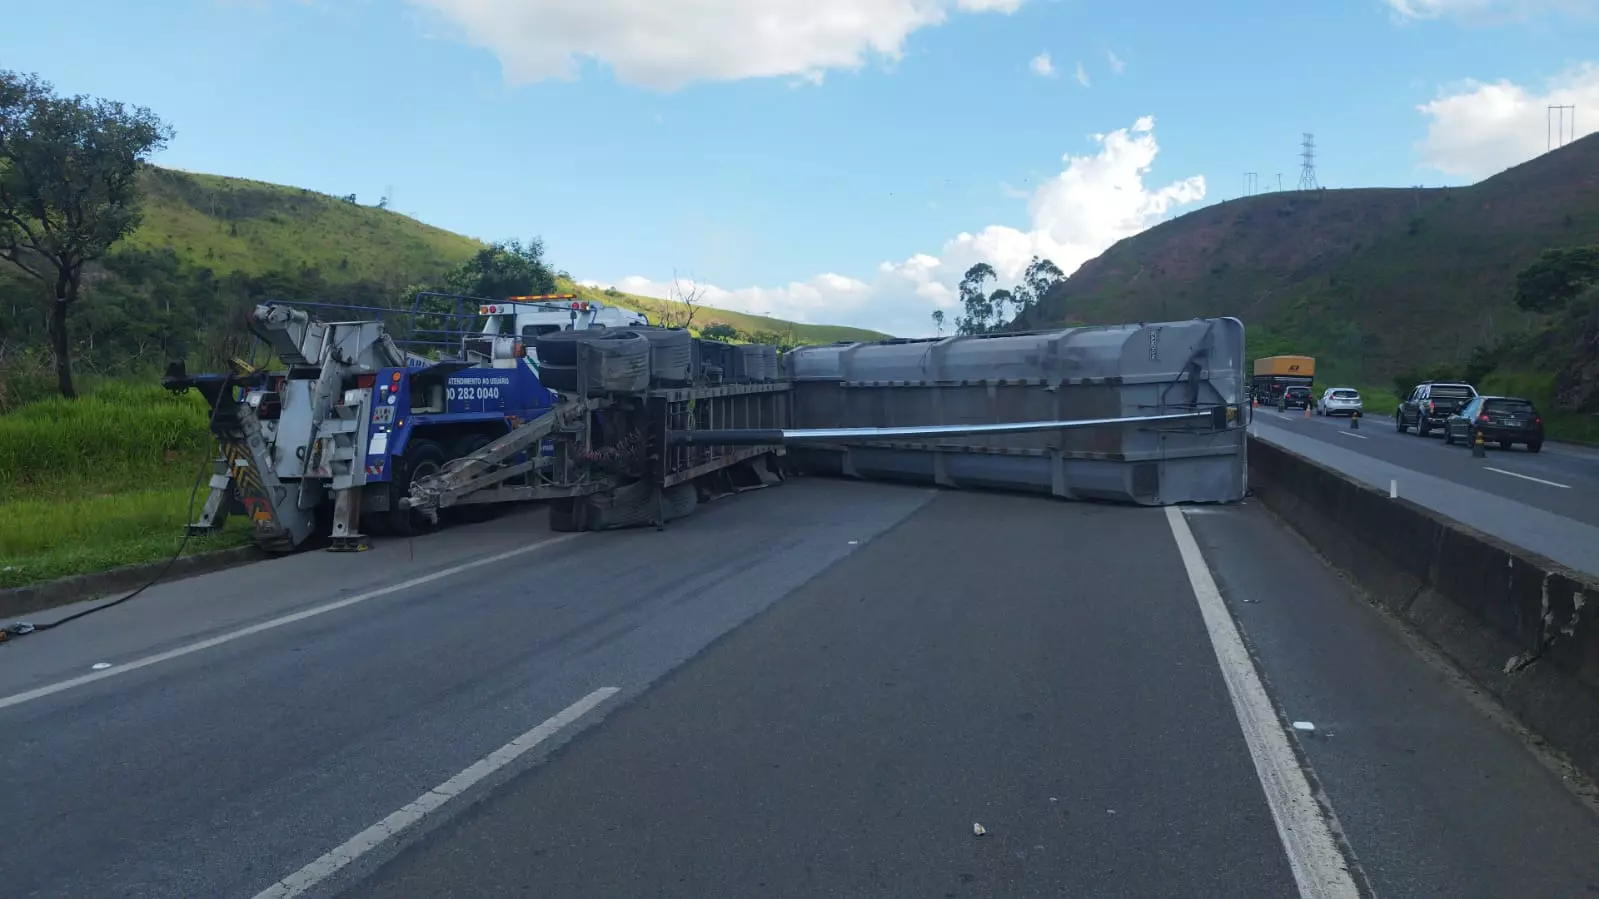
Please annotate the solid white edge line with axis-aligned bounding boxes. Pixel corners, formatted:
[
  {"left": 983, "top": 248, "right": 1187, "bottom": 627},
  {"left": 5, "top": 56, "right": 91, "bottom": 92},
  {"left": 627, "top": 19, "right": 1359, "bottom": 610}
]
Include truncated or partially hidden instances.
[
  {"left": 1483, "top": 467, "right": 1571, "bottom": 489},
  {"left": 0, "top": 534, "right": 582, "bottom": 711},
  {"left": 1164, "top": 506, "right": 1359, "bottom": 899},
  {"left": 252, "top": 686, "right": 620, "bottom": 899}
]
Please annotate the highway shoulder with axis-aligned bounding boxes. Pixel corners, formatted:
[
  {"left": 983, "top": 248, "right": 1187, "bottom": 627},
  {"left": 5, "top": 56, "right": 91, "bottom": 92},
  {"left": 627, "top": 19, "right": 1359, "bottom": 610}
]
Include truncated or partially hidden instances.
[{"left": 1181, "top": 501, "right": 1599, "bottom": 899}]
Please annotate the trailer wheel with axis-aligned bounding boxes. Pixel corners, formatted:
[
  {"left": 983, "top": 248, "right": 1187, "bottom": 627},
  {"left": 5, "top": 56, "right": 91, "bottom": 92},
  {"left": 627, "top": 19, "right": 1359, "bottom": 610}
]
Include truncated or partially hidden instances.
[{"left": 390, "top": 438, "right": 446, "bottom": 536}]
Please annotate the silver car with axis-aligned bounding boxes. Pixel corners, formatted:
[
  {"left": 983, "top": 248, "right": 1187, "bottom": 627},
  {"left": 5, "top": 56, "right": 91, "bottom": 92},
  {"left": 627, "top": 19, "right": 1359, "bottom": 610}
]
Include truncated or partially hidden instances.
[{"left": 1317, "top": 387, "right": 1363, "bottom": 416}]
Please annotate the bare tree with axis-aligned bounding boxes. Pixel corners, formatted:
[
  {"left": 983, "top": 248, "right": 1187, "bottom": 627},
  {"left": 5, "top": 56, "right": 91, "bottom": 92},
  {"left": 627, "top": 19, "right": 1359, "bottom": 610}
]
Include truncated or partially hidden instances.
[{"left": 660, "top": 269, "right": 706, "bottom": 330}]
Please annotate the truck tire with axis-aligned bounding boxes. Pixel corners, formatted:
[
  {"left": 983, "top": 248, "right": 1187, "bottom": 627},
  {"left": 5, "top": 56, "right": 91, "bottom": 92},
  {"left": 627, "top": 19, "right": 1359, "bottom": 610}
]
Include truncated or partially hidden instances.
[
  {"left": 389, "top": 438, "right": 446, "bottom": 536},
  {"left": 624, "top": 326, "right": 693, "bottom": 386},
  {"left": 534, "top": 329, "right": 587, "bottom": 366},
  {"left": 539, "top": 362, "right": 578, "bottom": 392},
  {"left": 577, "top": 331, "right": 651, "bottom": 395}
]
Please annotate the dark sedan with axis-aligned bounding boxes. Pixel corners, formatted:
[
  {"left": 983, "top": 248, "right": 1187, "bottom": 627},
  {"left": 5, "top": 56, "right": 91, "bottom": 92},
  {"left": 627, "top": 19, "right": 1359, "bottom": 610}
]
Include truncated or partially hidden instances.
[
  {"left": 1278, "top": 386, "right": 1314, "bottom": 410},
  {"left": 1443, "top": 395, "right": 1545, "bottom": 453}
]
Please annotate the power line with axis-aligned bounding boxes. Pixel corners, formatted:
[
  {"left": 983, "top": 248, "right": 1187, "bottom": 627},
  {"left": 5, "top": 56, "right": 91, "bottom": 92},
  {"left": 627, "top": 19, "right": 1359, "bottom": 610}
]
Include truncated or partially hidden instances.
[{"left": 1297, "top": 133, "right": 1318, "bottom": 191}]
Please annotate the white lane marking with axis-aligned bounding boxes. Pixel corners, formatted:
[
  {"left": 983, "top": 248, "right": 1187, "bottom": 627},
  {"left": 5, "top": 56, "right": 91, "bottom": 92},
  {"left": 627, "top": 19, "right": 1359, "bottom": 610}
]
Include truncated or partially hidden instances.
[
  {"left": 1484, "top": 467, "right": 1570, "bottom": 489},
  {"left": 252, "top": 686, "right": 619, "bottom": 899},
  {"left": 1335, "top": 431, "right": 1368, "bottom": 440},
  {"left": 0, "top": 535, "right": 581, "bottom": 712},
  {"left": 1165, "top": 507, "right": 1360, "bottom": 899}
]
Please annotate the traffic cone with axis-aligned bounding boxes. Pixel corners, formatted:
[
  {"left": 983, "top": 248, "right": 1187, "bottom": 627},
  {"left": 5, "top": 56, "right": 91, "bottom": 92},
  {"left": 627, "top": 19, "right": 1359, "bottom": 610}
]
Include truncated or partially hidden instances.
[
  {"left": 1351, "top": 411, "right": 1360, "bottom": 430},
  {"left": 1472, "top": 429, "right": 1486, "bottom": 458}
]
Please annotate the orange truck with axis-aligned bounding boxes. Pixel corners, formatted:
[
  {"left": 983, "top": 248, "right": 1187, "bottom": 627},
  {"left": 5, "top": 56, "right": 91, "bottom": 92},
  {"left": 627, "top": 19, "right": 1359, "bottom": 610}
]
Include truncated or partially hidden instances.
[{"left": 1251, "top": 355, "right": 1315, "bottom": 403}]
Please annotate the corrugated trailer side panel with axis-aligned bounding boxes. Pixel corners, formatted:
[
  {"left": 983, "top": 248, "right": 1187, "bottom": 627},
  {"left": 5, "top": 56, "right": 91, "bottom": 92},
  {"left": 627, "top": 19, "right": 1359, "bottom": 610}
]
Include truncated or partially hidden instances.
[{"left": 785, "top": 318, "right": 1246, "bottom": 505}]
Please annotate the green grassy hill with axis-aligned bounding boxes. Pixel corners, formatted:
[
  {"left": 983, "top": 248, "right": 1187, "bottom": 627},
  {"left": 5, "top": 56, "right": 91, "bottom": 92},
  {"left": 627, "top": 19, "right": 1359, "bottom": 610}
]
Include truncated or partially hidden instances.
[
  {"left": 560, "top": 279, "right": 889, "bottom": 344},
  {"left": 0, "top": 165, "right": 891, "bottom": 408},
  {"left": 126, "top": 168, "right": 485, "bottom": 282},
  {"left": 126, "top": 166, "right": 889, "bottom": 344},
  {"left": 1026, "top": 133, "right": 1599, "bottom": 388}
]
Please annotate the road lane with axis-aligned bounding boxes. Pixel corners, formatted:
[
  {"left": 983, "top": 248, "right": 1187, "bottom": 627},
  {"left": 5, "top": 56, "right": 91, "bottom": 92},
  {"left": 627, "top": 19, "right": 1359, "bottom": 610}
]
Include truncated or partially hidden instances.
[
  {"left": 7, "top": 480, "right": 1599, "bottom": 899},
  {"left": 0, "top": 479, "right": 936, "bottom": 899},
  {"left": 344, "top": 492, "right": 1303, "bottom": 899},
  {"left": 1250, "top": 411, "right": 1599, "bottom": 578},
  {"left": 0, "top": 506, "right": 563, "bottom": 696},
  {"left": 1252, "top": 407, "right": 1599, "bottom": 526}
]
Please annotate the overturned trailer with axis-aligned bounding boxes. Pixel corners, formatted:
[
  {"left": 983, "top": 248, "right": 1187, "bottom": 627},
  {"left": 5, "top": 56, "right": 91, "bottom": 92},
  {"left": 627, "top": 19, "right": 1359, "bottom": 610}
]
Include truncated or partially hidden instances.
[
  {"left": 779, "top": 317, "right": 1247, "bottom": 504},
  {"left": 407, "top": 317, "right": 1249, "bottom": 532}
]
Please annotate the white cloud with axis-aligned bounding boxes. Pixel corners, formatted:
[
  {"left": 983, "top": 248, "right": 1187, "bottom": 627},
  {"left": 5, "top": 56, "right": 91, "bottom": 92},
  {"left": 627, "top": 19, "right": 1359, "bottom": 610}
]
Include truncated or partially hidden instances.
[
  {"left": 1105, "top": 49, "right": 1125, "bottom": 73},
  {"left": 1030, "top": 52, "right": 1055, "bottom": 77},
  {"left": 1417, "top": 62, "right": 1599, "bottom": 178},
  {"left": 1384, "top": 0, "right": 1595, "bottom": 20},
  {"left": 601, "top": 116, "right": 1206, "bottom": 337},
  {"left": 406, "top": 0, "right": 1029, "bottom": 90},
  {"left": 1074, "top": 60, "right": 1090, "bottom": 87}
]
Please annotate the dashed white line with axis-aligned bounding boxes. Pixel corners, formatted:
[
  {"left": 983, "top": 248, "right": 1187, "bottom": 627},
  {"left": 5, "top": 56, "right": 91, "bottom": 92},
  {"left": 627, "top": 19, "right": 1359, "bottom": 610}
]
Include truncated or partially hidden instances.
[
  {"left": 252, "top": 686, "right": 619, "bottom": 899},
  {"left": 0, "top": 534, "right": 581, "bottom": 712},
  {"left": 1484, "top": 467, "right": 1570, "bottom": 489},
  {"left": 1335, "top": 431, "right": 1368, "bottom": 440},
  {"left": 1166, "top": 506, "right": 1360, "bottom": 899}
]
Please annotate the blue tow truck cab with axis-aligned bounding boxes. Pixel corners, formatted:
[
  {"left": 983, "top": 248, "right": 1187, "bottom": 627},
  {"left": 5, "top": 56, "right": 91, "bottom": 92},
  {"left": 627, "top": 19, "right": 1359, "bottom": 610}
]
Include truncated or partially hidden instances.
[
  {"left": 362, "top": 359, "right": 557, "bottom": 486},
  {"left": 162, "top": 292, "right": 591, "bottom": 550}
]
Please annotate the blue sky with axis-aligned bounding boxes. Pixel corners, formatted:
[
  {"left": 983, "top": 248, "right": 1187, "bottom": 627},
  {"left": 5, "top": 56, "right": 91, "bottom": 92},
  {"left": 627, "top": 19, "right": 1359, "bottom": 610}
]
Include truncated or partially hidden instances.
[{"left": 4, "top": 0, "right": 1596, "bottom": 335}]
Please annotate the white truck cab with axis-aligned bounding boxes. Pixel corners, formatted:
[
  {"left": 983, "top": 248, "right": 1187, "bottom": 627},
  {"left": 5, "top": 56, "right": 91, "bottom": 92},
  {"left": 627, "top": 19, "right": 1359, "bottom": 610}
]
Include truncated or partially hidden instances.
[
  {"left": 468, "top": 294, "right": 649, "bottom": 369},
  {"left": 480, "top": 295, "right": 647, "bottom": 340}
]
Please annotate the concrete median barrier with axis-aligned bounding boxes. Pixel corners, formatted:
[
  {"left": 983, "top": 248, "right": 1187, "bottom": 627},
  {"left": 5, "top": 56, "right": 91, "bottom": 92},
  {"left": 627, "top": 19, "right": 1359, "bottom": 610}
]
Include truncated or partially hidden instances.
[{"left": 1247, "top": 434, "right": 1599, "bottom": 779}]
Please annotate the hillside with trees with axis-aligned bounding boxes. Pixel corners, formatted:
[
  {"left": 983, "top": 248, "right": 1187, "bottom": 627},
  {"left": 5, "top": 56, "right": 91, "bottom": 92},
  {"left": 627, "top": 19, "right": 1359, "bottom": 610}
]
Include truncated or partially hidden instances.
[
  {"left": 0, "top": 69, "right": 887, "bottom": 410},
  {"left": 1020, "top": 133, "right": 1599, "bottom": 424}
]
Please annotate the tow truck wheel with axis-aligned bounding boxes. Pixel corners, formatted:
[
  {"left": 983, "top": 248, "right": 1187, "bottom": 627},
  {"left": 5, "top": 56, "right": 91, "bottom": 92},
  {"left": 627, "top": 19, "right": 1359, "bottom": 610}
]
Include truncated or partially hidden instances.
[{"left": 391, "top": 439, "right": 446, "bottom": 536}]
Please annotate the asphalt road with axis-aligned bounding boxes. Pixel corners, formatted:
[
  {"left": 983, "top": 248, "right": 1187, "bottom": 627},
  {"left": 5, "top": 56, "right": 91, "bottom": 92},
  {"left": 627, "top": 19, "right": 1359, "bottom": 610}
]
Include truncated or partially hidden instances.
[
  {"left": 4, "top": 481, "right": 1598, "bottom": 898},
  {"left": 1250, "top": 408, "right": 1599, "bottom": 577}
]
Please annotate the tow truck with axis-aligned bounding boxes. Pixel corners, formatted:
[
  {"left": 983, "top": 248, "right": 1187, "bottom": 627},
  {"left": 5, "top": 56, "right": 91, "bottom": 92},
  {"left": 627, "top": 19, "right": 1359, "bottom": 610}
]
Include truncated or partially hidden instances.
[{"left": 160, "top": 293, "right": 673, "bottom": 551}]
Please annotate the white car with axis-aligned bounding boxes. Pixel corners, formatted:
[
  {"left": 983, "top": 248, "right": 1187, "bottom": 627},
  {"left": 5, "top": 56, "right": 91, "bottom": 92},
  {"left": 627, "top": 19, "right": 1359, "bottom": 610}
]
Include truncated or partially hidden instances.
[{"left": 1317, "top": 387, "right": 1363, "bottom": 417}]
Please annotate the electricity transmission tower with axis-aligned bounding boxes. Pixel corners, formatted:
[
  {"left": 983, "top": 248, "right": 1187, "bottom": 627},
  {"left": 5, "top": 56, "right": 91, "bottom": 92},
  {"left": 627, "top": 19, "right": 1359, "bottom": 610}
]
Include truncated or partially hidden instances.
[
  {"left": 1297, "top": 133, "right": 1319, "bottom": 191},
  {"left": 1243, "top": 172, "right": 1258, "bottom": 196}
]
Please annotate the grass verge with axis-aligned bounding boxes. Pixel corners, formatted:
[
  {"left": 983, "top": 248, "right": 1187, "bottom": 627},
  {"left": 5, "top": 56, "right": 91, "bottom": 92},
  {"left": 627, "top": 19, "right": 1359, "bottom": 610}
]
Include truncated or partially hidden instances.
[
  {"left": 0, "top": 490, "right": 252, "bottom": 590},
  {"left": 0, "top": 382, "right": 246, "bottom": 590}
]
